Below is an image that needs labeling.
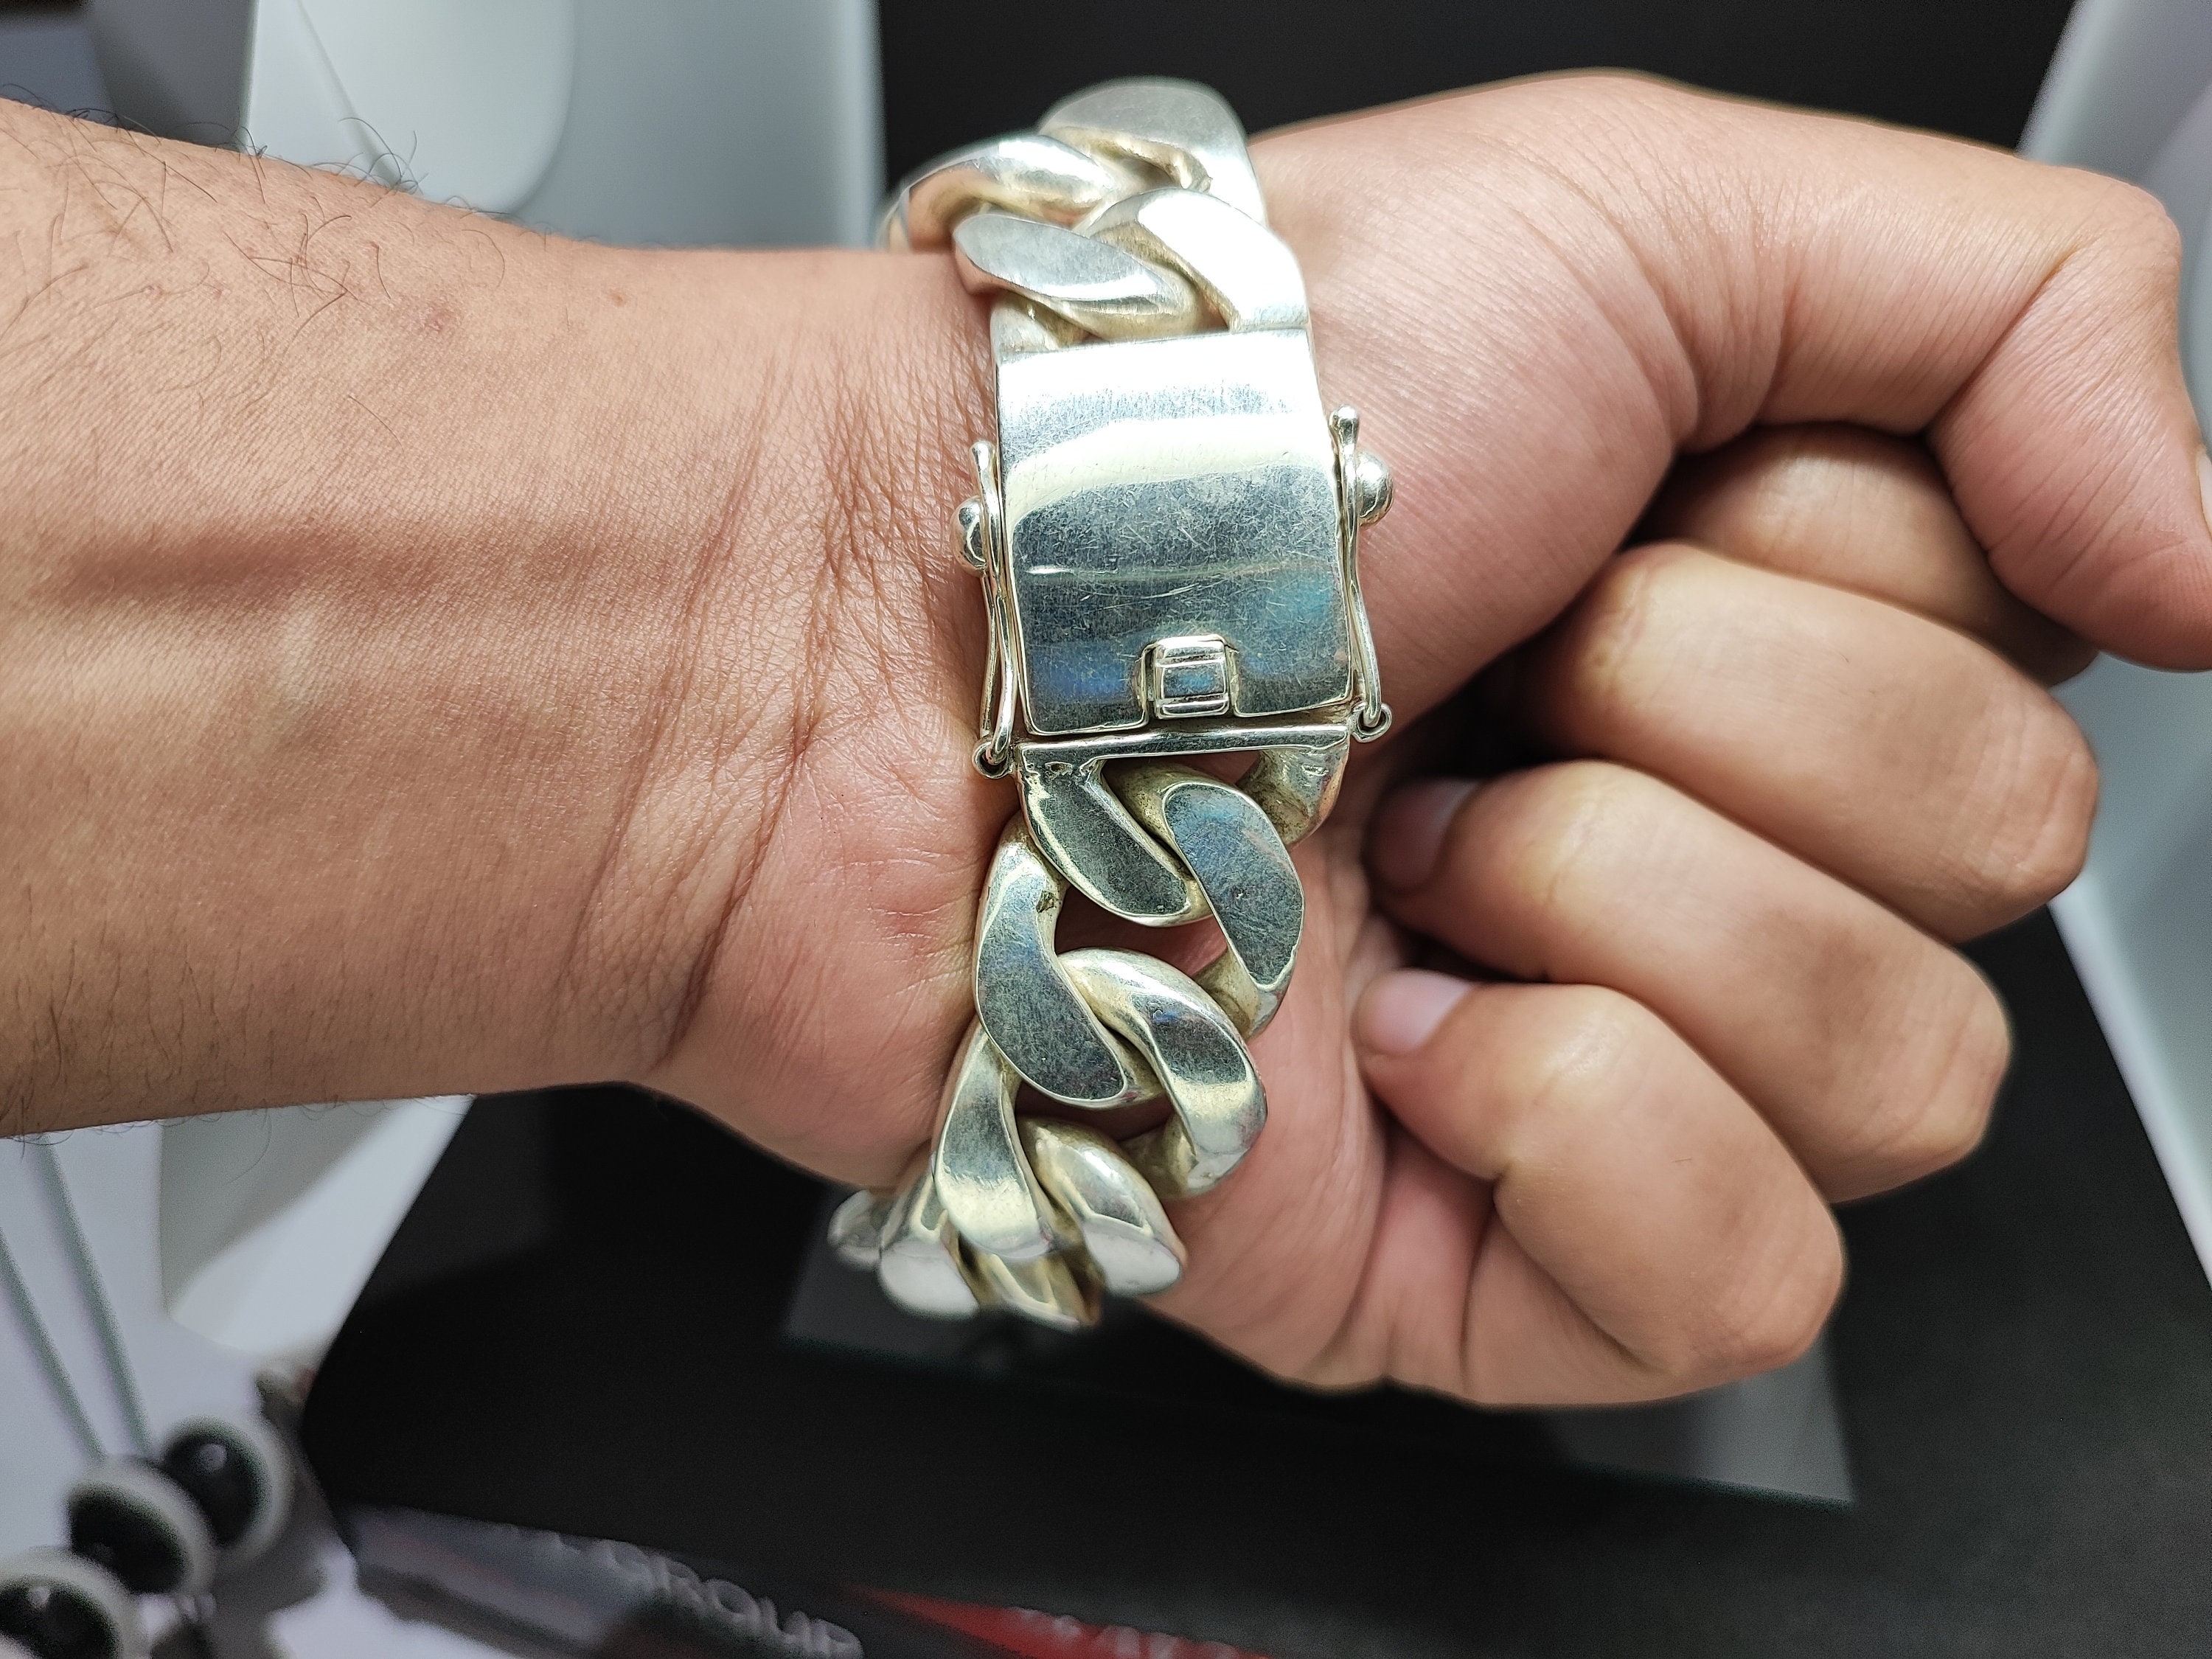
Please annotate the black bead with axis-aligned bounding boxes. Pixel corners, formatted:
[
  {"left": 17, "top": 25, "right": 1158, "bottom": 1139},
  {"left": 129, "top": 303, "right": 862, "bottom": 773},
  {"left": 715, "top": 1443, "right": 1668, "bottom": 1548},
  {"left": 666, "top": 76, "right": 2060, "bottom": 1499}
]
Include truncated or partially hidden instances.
[
  {"left": 66, "top": 1478, "right": 187, "bottom": 1595},
  {"left": 161, "top": 1431, "right": 260, "bottom": 1550},
  {"left": 0, "top": 1580, "right": 118, "bottom": 1659}
]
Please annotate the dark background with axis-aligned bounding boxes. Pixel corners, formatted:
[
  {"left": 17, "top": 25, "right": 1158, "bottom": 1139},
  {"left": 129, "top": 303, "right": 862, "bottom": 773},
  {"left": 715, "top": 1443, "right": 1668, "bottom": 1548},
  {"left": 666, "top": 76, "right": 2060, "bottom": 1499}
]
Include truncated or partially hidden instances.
[
  {"left": 0, "top": 0, "right": 2093, "bottom": 168},
  {"left": 878, "top": 0, "right": 2079, "bottom": 176}
]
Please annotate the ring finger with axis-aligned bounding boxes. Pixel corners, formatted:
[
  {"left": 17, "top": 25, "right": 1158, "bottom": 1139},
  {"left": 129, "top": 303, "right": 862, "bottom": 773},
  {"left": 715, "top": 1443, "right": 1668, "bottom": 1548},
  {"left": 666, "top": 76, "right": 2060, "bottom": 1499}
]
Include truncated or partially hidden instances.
[{"left": 1368, "top": 759, "right": 2010, "bottom": 1200}]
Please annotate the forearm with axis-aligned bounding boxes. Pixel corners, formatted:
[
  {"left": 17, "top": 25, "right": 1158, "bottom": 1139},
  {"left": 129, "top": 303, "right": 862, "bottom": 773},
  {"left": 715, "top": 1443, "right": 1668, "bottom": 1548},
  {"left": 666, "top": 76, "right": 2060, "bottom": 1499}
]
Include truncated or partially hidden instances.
[{"left": 0, "top": 102, "right": 987, "bottom": 1131}]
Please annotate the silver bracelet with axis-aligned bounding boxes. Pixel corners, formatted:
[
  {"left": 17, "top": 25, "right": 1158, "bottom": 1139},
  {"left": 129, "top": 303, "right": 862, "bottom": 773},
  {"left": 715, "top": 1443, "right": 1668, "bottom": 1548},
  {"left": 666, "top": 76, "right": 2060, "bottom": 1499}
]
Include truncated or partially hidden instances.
[{"left": 830, "top": 78, "right": 1393, "bottom": 1329}]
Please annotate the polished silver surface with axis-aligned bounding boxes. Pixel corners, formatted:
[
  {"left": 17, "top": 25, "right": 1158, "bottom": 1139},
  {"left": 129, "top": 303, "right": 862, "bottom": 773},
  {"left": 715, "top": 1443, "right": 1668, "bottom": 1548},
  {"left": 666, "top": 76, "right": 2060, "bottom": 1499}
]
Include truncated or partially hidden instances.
[
  {"left": 1237, "top": 728, "right": 1354, "bottom": 846},
  {"left": 1331, "top": 406, "right": 1394, "bottom": 740},
  {"left": 1147, "top": 633, "right": 1234, "bottom": 720},
  {"left": 932, "top": 1022, "right": 1077, "bottom": 1262},
  {"left": 1040, "top": 77, "right": 1267, "bottom": 225},
  {"left": 1013, "top": 717, "right": 1348, "bottom": 925},
  {"left": 967, "top": 439, "right": 1020, "bottom": 777},
  {"left": 1117, "top": 762, "right": 1303, "bottom": 1035},
  {"left": 1018, "top": 749, "right": 1208, "bottom": 928},
  {"left": 1086, "top": 187, "right": 1308, "bottom": 332},
  {"left": 954, "top": 212, "right": 1205, "bottom": 340},
  {"left": 1024, "top": 716, "right": 1351, "bottom": 835},
  {"left": 973, "top": 822, "right": 1147, "bottom": 1107},
  {"left": 1060, "top": 949, "right": 1267, "bottom": 1195},
  {"left": 1021, "top": 1119, "right": 1186, "bottom": 1295},
  {"left": 964, "top": 1245, "right": 1099, "bottom": 1330},
  {"left": 827, "top": 1188, "right": 888, "bottom": 1270},
  {"left": 881, "top": 132, "right": 1138, "bottom": 251},
  {"left": 990, "top": 295, "right": 1088, "bottom": 358},
  {"left": 1353, "top": 445, "right": 1395, "bottom": 526},
  {"left": 874, "top": 1164, "right": 984, "bottom": 1320},
  {"left": 846, "top": 77, "right": 1391, "bottom": 1329},
  {"left": 997, "top": 327, "right": 1352, "bottom": 737},
  {"left": 954, "top": 495, "right": 987, "bottom": 572}
]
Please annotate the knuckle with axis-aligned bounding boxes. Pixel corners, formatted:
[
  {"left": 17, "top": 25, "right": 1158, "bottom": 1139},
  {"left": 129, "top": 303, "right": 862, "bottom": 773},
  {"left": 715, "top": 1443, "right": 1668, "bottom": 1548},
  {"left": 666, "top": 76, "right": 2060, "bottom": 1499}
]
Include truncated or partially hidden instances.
[
  {"left": 1506, "top": 983, "right": 1663, "bottom": 1138},
  {"left": 2040, "top": 172, "right": 2186, "bottom": 330},
  {"left": 2080, "top": 174, "right": 2184, "bottom": 282},
  {"left": 1492, "top": 762, "right": 1655, "bottom": 917},
  {"left": 1858, "top": 966, "right": 2011, "bottom": 1189},
  {"left": 1537, "top": 544, "right": 1691, "bottom": 723},
  {"left": 1673, "top": 422, "right": 1888, "bottom": 521},
  {"left": 1585, "top": 537, "right": 1694, "bottom": 619},
  {"left": 1885, "top": 969, "right": 2008, "bottom": 1186},
  {"left": 1548, "top": 546, "right": 1663, "bottom": 668},
  {"left": 1923, "top": 977, "right": 2013, "bottom": 1165},
  {"left": 1698, "top": 1227, "right": 1843, "bottom": 1383},
  {"left": 1958, "top": 692, "right": 2098, "bottom": 917}
]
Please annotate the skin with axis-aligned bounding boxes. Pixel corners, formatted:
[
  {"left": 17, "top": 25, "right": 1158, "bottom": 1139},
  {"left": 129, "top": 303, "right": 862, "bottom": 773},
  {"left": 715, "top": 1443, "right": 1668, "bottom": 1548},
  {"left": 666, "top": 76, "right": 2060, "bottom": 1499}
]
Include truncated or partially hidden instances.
[{"left": 4, "top": 74, "right": 2211, "bottom": 1406}]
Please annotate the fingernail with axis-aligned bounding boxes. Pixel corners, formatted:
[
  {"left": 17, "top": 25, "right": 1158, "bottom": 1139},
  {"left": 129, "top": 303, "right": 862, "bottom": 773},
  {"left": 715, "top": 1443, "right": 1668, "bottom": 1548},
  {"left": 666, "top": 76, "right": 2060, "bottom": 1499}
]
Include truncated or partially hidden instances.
[
  {"left": 1357, "top": 968, "right": 1475, "bottom": 1057},
  {"left": 1370, "top": 778, "right": 1477, "bottom": 889},
  {"left": 2197, "top": 448, "right": 2212, "bottom": 538}
]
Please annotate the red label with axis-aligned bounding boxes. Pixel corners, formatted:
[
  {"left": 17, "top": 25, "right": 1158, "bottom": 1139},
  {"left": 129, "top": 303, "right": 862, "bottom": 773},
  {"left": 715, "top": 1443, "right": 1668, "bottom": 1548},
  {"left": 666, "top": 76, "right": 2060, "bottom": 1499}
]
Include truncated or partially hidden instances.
[{"left": 872, "top": 1590, "right": 1273, "bottom": 1659}]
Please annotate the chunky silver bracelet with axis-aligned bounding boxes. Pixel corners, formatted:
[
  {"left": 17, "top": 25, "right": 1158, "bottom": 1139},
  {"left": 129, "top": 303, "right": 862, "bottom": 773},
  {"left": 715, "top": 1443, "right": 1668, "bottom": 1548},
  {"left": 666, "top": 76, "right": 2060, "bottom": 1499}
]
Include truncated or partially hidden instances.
[{"left": 830, "top": 78, "right": 1393, "bottom": 1329}]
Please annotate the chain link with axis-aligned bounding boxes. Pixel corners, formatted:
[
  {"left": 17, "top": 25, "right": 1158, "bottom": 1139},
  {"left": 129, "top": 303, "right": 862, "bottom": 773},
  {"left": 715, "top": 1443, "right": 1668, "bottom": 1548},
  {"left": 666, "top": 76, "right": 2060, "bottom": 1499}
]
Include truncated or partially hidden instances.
[{"left": 833, "top": 80, "right": 1391, "bottom": 1329}]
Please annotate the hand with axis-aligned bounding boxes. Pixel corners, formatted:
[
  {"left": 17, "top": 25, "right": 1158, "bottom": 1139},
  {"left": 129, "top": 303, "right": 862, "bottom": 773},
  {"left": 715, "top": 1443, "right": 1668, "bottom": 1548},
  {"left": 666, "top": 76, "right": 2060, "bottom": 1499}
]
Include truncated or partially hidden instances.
[
  {"left": 644, "top": 77, "right": 2212, "bottom": 1405},
  {"left": 4, "top": 78, "right": 2206, "bottom": 1408}
]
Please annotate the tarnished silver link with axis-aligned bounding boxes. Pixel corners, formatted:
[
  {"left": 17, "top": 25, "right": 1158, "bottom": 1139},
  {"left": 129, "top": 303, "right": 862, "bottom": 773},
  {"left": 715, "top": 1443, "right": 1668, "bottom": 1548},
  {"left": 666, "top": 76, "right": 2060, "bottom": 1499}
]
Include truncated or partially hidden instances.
[
  {"left": 953, "top": 213, "right": 1206, "bottom": 341},
  {"left": 1020, "top": 1119, "right": 1186, "bottom": 1295},
  {"left": 841, "top": 79, "right": 1393, "bottom": 1327},
  {"left": 1040, "top": 79, "right": 1269, "bottom": 225},
  {"left": 881, "top": 133, "right": 1144, "bottom": 251},
  {"left": 1084, "top": 188, "right": 1308, "bottom": 332}
]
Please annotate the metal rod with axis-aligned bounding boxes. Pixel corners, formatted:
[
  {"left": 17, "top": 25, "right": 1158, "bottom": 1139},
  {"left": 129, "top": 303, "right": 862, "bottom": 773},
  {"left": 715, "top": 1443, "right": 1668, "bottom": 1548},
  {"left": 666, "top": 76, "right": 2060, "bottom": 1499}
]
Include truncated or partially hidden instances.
[
  {"left": 32, "top": 1141, "right": 152, "bottom": 1457},
  {"left": 0, "top": 1217, "right": 104, "bottom": 1469}
]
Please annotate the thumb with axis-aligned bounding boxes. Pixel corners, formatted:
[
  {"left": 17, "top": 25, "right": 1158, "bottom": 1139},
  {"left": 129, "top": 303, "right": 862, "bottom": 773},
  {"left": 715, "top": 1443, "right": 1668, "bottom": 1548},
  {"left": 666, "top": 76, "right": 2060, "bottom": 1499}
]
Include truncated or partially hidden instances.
[
  {"left": 1928, "top": 180, "right": 2212, "bottom": 667},
  {"left": 1264, "top": 77, "right": 2212, "bottom": 681}
]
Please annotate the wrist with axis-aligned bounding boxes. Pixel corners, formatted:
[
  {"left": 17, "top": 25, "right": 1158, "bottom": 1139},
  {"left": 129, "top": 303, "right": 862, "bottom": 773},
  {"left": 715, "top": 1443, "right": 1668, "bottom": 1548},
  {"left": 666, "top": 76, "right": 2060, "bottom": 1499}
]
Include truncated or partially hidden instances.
[
  {"left": 616, "top": 244, "right": 1004, "bottom": 1178},
  {"left": 597, "top": 243, "right": 998, "bottom": 1093},
  {"left": 0, "top": 98, "right": 996, "bottom": 1130}
]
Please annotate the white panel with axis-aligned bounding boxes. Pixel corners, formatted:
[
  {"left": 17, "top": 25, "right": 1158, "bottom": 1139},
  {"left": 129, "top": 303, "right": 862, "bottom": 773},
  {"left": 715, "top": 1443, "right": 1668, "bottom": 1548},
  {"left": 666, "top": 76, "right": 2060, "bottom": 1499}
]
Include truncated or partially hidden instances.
[
  {"left": 239, "top": 0, "right": 356, "bottom": 170},
  {"left": 299, "top": 0, "right": 574, "bottom": 212},
  {"left": 167, "top": 1099, "right": 466, "bottom": 1362},
  {"left": 0, "top": 1127, "right": 251, "bottom": 1556},
  {"left": 239, "top": 0, "right": 879, "bottom": 247},
  {"left": 2020, "top": 0, "right": 2212, "bottom": 180},
  {"left": 511, "top": 0, "right": 881, "bottom": 248}
]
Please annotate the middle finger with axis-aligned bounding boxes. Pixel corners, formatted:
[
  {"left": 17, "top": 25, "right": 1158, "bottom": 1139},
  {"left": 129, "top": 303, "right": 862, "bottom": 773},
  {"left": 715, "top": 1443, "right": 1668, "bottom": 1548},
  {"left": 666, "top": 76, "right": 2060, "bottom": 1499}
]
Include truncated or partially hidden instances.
[{"left": 1504, "top": 541, "right": 2098, "bottom": 940}]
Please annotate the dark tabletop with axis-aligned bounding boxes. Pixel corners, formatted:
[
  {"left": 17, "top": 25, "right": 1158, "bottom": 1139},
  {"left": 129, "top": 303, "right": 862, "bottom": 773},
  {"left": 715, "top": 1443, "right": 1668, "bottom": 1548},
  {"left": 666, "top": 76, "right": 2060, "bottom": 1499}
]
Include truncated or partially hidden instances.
[{"left": 305, "top": 909, "right": 2212, "bottom": 1658}]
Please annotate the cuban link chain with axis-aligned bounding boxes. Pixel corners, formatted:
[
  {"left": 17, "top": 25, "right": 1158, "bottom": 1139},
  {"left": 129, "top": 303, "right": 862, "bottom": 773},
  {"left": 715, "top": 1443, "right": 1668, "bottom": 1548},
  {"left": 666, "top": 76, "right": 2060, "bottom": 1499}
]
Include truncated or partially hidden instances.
[{"left": 830, "top": 79, "right": 1394, "bottom": 1329}]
